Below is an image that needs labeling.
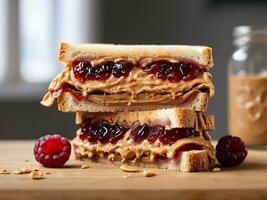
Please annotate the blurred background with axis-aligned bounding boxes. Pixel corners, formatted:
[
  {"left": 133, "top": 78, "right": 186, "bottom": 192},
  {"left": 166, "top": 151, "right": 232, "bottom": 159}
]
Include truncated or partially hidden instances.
[{"left": 1, "top": 0, "right": 267, "bottom": 139}]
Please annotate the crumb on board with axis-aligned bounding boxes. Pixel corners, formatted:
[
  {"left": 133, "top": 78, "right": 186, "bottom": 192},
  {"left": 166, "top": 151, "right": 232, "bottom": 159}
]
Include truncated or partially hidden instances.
[
  {"left": 120, "top": 164, "right": 141, "bottom": 172},
  {"left": 0, "top": 168, "right": 10, "bottom": 174},
  {"left": 143, "top": 170, "right": 156, "bottom": 177},
  {"left": 13, "top": 167, "right": 32, "bottom": 174},
  {"left": 30, "top": 171, "right": 45, "bottom": 180},
  {"left": 213, "top": 167, "right": 221, "bottom": 172},
  {"left": 81, "top": 164, "right": 90, "bottom": 169},
  {"left": 12, "top": 167, "right": 46, "bottom": 175}
]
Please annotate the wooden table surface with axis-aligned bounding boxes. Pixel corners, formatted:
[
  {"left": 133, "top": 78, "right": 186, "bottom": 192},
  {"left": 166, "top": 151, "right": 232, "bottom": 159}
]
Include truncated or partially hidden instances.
[{"left": 0, "top": 140, "right": 267, "bottom": 200}]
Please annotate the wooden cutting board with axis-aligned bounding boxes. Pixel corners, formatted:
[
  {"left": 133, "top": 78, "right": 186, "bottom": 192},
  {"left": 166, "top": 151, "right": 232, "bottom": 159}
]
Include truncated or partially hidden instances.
[{"left": 0, "top": 140, "right": 267, "bottom": 200}]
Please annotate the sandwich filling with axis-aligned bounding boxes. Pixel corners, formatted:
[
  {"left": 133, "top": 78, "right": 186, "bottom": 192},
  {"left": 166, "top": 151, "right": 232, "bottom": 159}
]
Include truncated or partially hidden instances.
[
  {"left": 72, "top": 117, "right": 215, "bottom": 165},
  {"left": 41, "top": 57, "right": 214, "bottom": 107},
  {"left": 73, "top": 130, "right": 214, "bottom": 166},
  {"left": 71, "top": 56, "right": 205, "bottom": 82}
]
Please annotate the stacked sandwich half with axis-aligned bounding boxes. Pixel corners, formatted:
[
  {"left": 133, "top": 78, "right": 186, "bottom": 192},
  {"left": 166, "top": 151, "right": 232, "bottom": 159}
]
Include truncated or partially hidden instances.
[{"left": 41, "top": 42, "right": 215, "bottom": 172}]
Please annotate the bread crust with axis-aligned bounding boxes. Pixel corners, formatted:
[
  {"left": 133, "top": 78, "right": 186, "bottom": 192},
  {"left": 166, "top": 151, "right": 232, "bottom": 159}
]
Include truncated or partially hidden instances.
[
  {"left": 75, "top": 108, "right": 215, "bottom": 131},
  {"left": 57, "top": 91, "right": 209, "bottom": 113},
  {"left": 58, "top": 42, "right": 213, "bottom": 68}
]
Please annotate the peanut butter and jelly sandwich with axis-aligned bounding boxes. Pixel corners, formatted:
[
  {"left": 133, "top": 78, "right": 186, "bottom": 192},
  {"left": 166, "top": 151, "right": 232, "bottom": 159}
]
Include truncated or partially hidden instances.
[
  {"left": 41, "top": 43, "right": 214, "bottom": 112},
  {"left": 41, "top": 42, "right": 216, "bottom": 172},
  {"left": 73, "top": 108, "right": 215, "bottom": 172}
]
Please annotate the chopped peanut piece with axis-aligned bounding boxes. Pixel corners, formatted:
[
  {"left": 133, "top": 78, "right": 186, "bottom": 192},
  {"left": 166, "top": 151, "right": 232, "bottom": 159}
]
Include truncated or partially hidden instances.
[
  {"left": 13, "top": 167, "right": 39, "bottom": 174},
  {"left": 213, "top": 167, "right": 221, "bottom": 172},
  {"left": 81, "top": 164, "right": 90, "bottom": 169},
  {"left": 0, "top": 169, "right": 10, "bottom": 174},
  {"left": 143, "top": 170, "right": 156, "bottom": 177},
  {"left": 13, "top": 169, "right": 24, "bottom": 174},
  {"left": 120, "top": 164, "right": 141, "bottom": 172},
  {"left": 30, "top": 171, "right": 44, "bottom": 180}
]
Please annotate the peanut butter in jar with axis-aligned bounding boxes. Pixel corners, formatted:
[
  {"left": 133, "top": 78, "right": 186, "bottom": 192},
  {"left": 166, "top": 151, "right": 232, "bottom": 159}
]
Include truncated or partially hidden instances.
[
  {"left": 228, "top": 26, "right": 267, "bottom": 146},
  {"left": 229, "top": 74, "right": 267, "bottom": 145}
]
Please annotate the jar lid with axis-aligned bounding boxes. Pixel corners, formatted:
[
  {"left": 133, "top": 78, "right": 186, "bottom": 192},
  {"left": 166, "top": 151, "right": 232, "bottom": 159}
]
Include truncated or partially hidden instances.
[{"left": 233, "top": 26, "right": 267, "bottom": 46}]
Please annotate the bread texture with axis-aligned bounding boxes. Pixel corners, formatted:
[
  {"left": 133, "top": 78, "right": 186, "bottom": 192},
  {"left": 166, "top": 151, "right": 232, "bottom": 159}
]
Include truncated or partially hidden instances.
[
  {"left": 76, "top": 108, "right": 215, "bottom": 131},
  {"left": 58, "top": 91, "right": 209, "bottom": 113},
  {"left": 59, "top": 42, "right": 213, "bottom": 68}
]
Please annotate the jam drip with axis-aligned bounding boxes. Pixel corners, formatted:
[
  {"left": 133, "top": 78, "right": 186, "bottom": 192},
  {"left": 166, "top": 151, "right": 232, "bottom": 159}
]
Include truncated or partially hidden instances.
[
  {"left": 79, "top": 119, "right": 199, "bottom": 145},
  {"left": 72, "top": 58, "right": 203, "bottom": 83},
  {"left": 57, "top": 83, "right": 85, "bottom": 101}
]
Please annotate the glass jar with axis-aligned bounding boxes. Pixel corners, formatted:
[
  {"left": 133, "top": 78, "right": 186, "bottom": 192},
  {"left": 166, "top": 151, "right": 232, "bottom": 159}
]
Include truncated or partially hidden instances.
[{"left": 228, "top": 26, "right": 267, "bottom": 146}]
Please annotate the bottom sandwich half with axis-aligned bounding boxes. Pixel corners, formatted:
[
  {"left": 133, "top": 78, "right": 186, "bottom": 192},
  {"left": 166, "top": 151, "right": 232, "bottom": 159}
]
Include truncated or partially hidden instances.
[{"left": 72, "top": 108, "right": 216, "bottom": 172}]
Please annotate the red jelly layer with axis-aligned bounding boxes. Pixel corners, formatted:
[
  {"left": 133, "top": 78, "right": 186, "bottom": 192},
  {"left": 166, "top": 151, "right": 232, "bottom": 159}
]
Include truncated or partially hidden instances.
[
  {"left": 143, "top": 60, "right": 203, "bottom": 82},
  {"left": 72, "top": 58, "right": 204, "bottom": 83},
  {"left": 80, "top": 118, "right": 128, "bottom": 144},
  {"left": 72, "top": 58, "right": 134, "bottom": 83},
  {"left": 79, "top": 119, "right": 200, "bottom": 145},
  {"left": 131, "top": 123, "right": 199, "bottom": 145}
]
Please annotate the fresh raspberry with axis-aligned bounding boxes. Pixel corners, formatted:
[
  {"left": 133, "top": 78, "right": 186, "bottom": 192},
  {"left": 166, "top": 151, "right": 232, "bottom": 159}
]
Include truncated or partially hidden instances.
[
  {"left": 34, "top": 134, "right": 71, "bottom": 168},
  {"left": 216, "top": 135, "right": 247, "bottom": 167}
]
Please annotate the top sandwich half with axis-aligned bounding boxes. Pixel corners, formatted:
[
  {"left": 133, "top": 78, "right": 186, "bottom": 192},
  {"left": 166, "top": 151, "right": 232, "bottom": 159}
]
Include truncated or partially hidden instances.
[{"left": 41, "top": 43, "right": 215, "bottom": 112}]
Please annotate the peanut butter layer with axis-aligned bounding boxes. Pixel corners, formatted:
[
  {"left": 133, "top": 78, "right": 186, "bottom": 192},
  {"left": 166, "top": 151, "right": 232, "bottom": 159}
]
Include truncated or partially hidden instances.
[
  {"left": 73, "top": 129, "right": 215, "bottom": 164},
  {"left": 41, "top": 64, "right": 214, "bottom": 107}
]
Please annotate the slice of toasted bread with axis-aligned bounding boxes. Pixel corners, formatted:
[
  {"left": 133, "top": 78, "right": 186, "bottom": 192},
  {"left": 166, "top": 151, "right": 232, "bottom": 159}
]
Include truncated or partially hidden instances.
[
  {"left": 59, "top": 42, "right": 213, "bottom": 69},
  {"left": 57, "top": 91, "right": 209, "bottom": 113},
  {"left": 76, "top": 108, "right": 215, "bottom": 131}
]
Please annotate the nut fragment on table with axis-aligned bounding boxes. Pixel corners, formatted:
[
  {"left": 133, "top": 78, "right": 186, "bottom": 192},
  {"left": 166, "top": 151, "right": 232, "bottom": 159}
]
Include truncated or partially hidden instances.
[
  {"left": 0, "top": 168, "right": 10, "bottom": 174},
  {"left": 30, "top": 171, "right": 44, "bottom": 180},
  {"left": 13, "top": 167, "right": 40, "bottom": 174},
  {"left": 143, "top": 169, "right": 156, "bottom": 177},
  {"left": 213, "top": 167, "right": 221, "bottom": 172},
  {"left": 81, "top": 164, "right": 90, "bottom": 169},
  {"left": 13, "top": 167, "right": 33, "bottom": 174},
  {"left": 120, "top": 164, "right": 141, "bottom": 172}
]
